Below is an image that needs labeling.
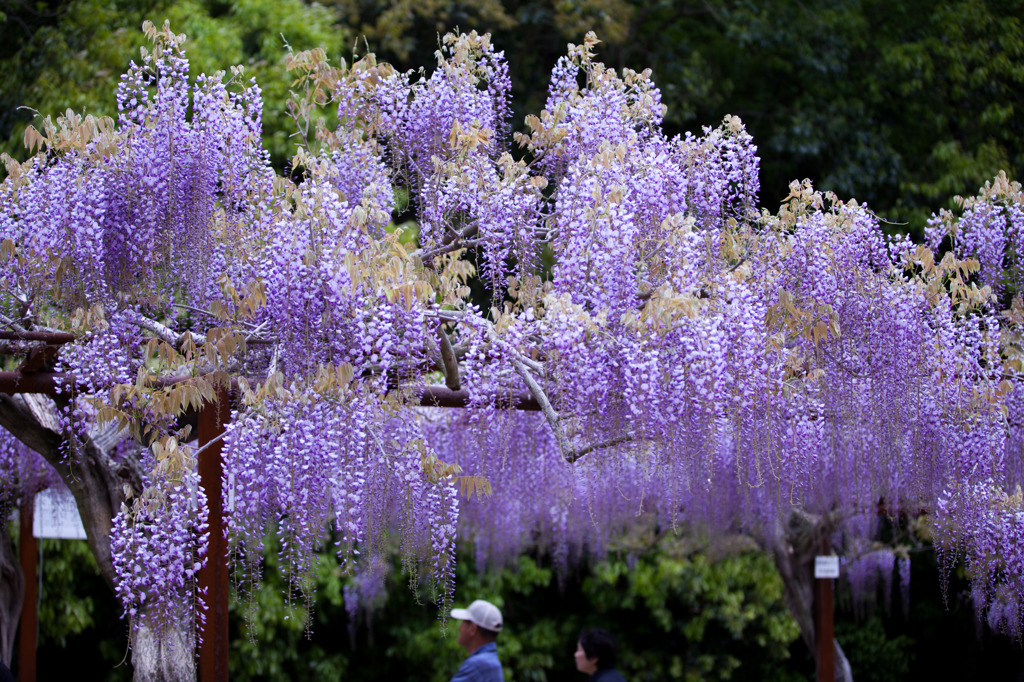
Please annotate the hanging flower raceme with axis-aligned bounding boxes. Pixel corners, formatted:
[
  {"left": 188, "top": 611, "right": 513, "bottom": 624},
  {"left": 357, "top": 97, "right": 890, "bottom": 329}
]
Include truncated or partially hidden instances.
[
  {"left": 222, "top": 383, "right": 460, "bottom": 628},
  {"left": 533, "top": 32, "right": 664, "bottom": 183},
  {"left": 6, "top": 23, "right": 1024, "bottom": 656},
  {"left": 0, "top": 429, "right": 63, "bottom": 516},
  {"left": 0, "top": 21, "right": 273, "bottom": 319},
  {"left": 926, "top": 171, "right": 1024, "bottom": 298},
  {"left": 110, "top": 442, "right": 209, "bottom": 638},
  {"left": 333, "top": 29, "right": 520, "bottom": 280}
]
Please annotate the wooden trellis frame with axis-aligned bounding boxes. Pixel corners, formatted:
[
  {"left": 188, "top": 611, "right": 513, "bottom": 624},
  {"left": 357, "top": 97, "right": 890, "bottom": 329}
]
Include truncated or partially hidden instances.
[
  {"left": 0, "top": 331, "right": 837, "bottom": 682},
  {"left": 0, "top": 330, "right": 235, "bottom": 681},
  {"left": 0, "top": 330, "right": 538, "bottom": 681}
]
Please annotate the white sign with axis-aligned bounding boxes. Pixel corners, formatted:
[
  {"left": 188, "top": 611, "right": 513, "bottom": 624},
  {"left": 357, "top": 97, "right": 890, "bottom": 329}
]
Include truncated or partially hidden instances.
[
  {"left": 33, "top": 487, "right": 87, "bottom": 540},
  {"left": 814, "top": 555, "right": 840, "bottom": 579}
]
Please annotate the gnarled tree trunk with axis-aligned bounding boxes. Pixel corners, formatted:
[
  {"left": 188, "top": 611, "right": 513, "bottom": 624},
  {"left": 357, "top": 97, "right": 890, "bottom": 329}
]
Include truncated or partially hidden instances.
[
  {"left": 0, "top": 513, "right": 23, "bottom": 667},
  {"left": 770, "top": 511, "right": 853, "bottom": 682},
  {"left": 0, "top": 393, "right": 189, "bottom": 681},
  {"left": 132, "top": 622, "right": 196, "bottom": 682}
]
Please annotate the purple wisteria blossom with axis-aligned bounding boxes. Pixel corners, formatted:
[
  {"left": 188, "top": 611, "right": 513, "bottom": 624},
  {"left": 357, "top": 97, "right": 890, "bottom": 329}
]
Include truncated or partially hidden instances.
[{"left": 1, "top": 24, "right": 1024, "bottom": 678}]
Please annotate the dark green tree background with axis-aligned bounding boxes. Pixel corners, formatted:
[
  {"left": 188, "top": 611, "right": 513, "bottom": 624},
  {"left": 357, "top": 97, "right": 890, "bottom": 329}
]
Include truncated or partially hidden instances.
[
  {"left": 4, "top": 1, "right": 1024, "bottom": 678},
  {"left": 335, "top": 0, "right": 1024, "bottom": 234},
  {"left": 19, "top": 528, "right": 1024, "bottom": 681},
  {"left": 3, "top": 0, "right": 1021, "bottom": 233},
  {"left": 0, "top": 0, "right": 346, "bottom": 167}
]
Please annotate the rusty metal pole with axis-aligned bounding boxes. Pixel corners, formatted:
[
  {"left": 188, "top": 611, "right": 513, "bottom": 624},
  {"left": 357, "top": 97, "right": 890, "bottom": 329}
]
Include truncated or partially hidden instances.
[
  {"left": 17, "top": 492, "right": 36, "bottom": 682},
  {"left": 197, "top": 384, "right": 230, "bottom": 682},
  {"left": 816, "top": 539, "right": 835, "bottom": 682}
]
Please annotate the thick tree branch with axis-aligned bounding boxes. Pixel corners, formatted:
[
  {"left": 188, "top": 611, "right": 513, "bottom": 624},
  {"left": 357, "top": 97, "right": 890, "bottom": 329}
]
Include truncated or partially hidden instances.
[
  {"left": 429, "top": 308, "right": 625, "bottom": 462},
  {"left": 0, "top": 331, "right": 76, "bottom": 343},
  {"left": 512, "top": 357, "right": 574, "bottom": 458},
  {"left": 125, "top": 310, "right": 206, "bottom": 347},
  {"left": 516, "top": 354, "right": 546, "bottom": 377},
  {"left": 424, "top": 332, "right": 444, "bottom": 375},
  {"left": 0, "top": 394, "right": 64, "bottom": 455},
  {"left": 436, "top": 323, "right": 461, "bottom": 390},
  {"left": 133, "top": 622, "right": 195, "bottom": 682},
  {"left": 415, "top": 238, "right": 485, "bottom": 263},
  {"left": 410, "top": 224, "right": 480, "bottom": 263},
  {"left": 768, "top": 512, "right": 853, "bottom": 682},
  {"left": 511, "top": 360, "right": 630, "bottom": 462},
  {"left": 563, "top": 434, "right": 634, "bottom": 464},
  {"left": 0, "top": 313, "right": 25, "bottom": 332},
  {"left": 0, "top": 393, "right": 144, "bottom": 591}
]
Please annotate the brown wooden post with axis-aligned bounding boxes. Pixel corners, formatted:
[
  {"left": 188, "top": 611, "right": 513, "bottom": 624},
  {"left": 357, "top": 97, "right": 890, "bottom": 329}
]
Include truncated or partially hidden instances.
[
  {"left": 197, "top": 385, "right": 230, "bottom": 682},
  {"left": 17, "top": 492, "right": 36, "bottom": 682},
  {"left": 815, "top": 539, "right": 835, "bottom": 682}
]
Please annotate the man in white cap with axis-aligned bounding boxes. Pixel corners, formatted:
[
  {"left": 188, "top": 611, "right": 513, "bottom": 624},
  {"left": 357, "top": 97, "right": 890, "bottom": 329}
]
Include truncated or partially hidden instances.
[{"left": 449, "top": 599, "right": 504, "bottom": 681}]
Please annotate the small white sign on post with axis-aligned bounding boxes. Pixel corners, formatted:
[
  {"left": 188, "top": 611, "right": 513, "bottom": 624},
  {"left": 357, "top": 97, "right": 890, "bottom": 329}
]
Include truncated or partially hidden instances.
[
  {"left": 33, "top": 487, "right": 87, "bottom": 540},
  {"left": 814, "top": 555, "right": 840, "bottom": 579}
]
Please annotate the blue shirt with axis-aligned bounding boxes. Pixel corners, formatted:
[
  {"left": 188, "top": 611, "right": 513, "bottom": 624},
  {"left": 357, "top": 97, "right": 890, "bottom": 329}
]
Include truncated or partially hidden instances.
[{"left": 450, "top": 641, "right": 503, "bottom": 682}]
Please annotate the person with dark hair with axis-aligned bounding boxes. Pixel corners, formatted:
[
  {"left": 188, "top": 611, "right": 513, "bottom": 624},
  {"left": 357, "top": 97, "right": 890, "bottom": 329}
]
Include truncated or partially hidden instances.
[
  {"left": 574, "top": 628, "right": 627, "bottom": 681},
  {"left": 449, "top": 599, "right": 504, "bottom": 682}
]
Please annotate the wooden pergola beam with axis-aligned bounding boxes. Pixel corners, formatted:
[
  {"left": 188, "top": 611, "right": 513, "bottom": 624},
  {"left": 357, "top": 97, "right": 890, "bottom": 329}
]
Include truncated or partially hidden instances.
[
  {"left": 1, "top": 354, "right": 542, "bottom": 680},
  {"left": 197, "top": 386, "right": 230, "bottom": 682},
  {"left": 0, "top": 332, "right": 76, "bottom": 343},
  {"left": 0, "top": 372, "right": 74, "bottom": 395},
  {"left": 0, "top": 371, "right": 543, "bottom": 410},
  {"left": 17, "top": 493, "right": 36, "bottom": 682}
]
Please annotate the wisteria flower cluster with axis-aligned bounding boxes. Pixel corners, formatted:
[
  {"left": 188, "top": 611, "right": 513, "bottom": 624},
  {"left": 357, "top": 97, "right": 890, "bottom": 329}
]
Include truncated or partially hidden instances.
[
  {"left": 2, "top": 23, "right": 1024, "bottom": 658},
  {"left": 110, "top": 446, "right": 209, "bottom": 639},
  {"left": 0, "top": 428, "right": 62, "bottom": 518},
  {"left": 222, "top": 383, "right": 459, "bottom": 628}
]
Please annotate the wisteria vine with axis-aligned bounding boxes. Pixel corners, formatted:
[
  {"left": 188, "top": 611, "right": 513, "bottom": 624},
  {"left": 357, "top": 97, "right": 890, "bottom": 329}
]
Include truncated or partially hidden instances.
[{"left": 1, "top": 24, "right": 1023, "bottom": 656}]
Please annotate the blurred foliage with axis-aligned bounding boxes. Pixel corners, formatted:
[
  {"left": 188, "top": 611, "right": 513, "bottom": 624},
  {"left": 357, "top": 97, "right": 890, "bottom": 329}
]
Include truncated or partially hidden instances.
[
  {"left": 332, "top": 0, "right": 516, "bottom": 61},
  {"left": 830, "top": 548, "right": 1024, "bottom": 681},
  {"left": 0, "top": 0, "right": 345, "bottom": 167},
  {"left": 834, "top": 617, "right": 914, "bottom": 682},
  {"left": 228, "top": 535, "right": 349, "bottom": 680},
  {"left": 595, "top": 0, "right": 1023, "bottom": 236},
  {"left": 224, "top": 532, "right": 803, "bottom": 682},
  {"left": 313, "top": 0, "right": 1024, "bottom": 238},
  {"left": 578, "top": 546, "right": 803, "bottom": 682},
  {"left": 3, "top": 0, "right": 1021, "bottom": 238},
  {"left": 9, "top": 534, "right": 130, "bottom": 681},
  {"left": 14, "top": 527, "right": 1024, "bottom": 681}
]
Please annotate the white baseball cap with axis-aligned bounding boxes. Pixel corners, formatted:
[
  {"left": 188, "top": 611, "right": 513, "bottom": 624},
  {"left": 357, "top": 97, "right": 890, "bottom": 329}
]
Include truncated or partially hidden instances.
[{"left": 451, "top": 599, "right": 503, "bottom": 632}]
